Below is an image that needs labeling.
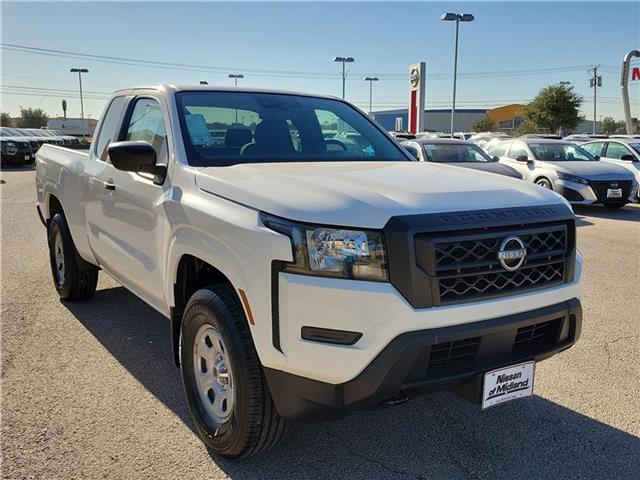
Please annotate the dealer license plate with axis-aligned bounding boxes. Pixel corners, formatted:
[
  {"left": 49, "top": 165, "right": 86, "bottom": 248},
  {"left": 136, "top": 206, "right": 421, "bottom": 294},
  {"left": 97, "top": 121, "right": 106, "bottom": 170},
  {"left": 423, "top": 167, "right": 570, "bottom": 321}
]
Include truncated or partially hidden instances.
[
  {"left": 482, "top": 361, "right": 534, "bottom": 409},
  {"left": 607, "top": 188, "right": 622, "bottom": 199}
]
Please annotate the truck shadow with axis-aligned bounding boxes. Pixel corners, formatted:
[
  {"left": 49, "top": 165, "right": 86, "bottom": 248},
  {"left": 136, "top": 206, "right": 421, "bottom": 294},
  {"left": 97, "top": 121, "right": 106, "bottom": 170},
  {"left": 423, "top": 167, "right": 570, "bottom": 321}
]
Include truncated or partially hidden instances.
[
  {"left": 64, "top": 286, "right": 640, "bottom": 480},
  {"left": 573, "top": 204, "right": 640, "bottom": 224}
]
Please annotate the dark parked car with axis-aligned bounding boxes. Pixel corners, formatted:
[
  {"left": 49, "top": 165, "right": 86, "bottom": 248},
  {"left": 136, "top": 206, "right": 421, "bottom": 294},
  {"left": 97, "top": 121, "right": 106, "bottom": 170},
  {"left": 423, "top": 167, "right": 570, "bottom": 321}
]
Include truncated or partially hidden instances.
[
  {"left": 401, "top": 137, "right": 523, "bottom": 179},
  {"left": 0, "top": 127, "right": 34, "bottom": 166}
]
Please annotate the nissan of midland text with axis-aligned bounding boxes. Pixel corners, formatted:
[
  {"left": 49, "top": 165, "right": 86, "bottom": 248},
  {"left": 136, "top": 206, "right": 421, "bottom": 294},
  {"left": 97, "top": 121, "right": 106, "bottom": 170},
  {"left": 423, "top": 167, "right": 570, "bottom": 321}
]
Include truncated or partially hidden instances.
[{"left": 35, "top": 85, "right": 583, "bottom": 458}]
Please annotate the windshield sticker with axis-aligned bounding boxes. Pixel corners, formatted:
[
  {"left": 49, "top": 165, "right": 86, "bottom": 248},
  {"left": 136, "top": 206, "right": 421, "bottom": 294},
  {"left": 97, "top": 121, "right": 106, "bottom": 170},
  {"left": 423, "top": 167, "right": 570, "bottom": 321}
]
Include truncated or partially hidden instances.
[{"left": 185, "top": 114, "right": 212, "bottom": 145}]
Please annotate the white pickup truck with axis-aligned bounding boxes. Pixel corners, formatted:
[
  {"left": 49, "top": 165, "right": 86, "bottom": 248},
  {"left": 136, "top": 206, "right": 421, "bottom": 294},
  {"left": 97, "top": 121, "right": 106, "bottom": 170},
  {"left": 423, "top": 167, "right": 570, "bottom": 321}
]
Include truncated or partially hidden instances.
[{"left": 36, "top": 85, "right": 583, "bottom": 458}]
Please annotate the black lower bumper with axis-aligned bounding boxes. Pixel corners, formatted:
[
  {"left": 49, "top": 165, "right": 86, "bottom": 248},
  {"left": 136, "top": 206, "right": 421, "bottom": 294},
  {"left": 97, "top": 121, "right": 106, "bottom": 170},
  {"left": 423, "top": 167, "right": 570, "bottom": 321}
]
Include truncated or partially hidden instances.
[{"left": 264, "top": 298, "right": 582, "bottom": 421}]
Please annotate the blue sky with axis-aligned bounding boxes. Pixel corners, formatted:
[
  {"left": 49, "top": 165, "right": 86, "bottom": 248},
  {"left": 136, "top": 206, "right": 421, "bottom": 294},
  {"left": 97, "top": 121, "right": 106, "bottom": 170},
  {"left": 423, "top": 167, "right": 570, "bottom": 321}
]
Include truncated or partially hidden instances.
[{"left": 1, "top": 1, "right": 638, "bottom": 121}]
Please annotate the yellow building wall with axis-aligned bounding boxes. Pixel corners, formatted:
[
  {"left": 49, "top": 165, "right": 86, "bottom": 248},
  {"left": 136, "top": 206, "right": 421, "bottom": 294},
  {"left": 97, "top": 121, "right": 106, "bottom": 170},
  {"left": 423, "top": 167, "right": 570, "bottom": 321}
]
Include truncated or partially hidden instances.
[{"left": 487, "top": 104, "right": 525, "bottom": 123}]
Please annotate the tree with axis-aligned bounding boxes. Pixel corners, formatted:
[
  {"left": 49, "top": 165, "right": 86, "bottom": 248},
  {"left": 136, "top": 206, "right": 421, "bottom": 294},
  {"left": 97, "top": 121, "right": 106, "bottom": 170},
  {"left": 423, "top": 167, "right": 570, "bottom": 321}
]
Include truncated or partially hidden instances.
[
  {"left": 523, "top": 84, "right": 583, "bottom": 133},
  {"left": 18, "top": 108, "right": 49, "bottom": 128},
  {"left": 0, "top": 112, "right": 13, "bottom": 127},
  {"left": 600, "top": 117, "right": 620, "bottom": 135},
  {"left": 514, "top": 119, "right": 538, "bottom": 136},
  {"left": 471, "top": 115, "right": 497, "bottom": 132}
]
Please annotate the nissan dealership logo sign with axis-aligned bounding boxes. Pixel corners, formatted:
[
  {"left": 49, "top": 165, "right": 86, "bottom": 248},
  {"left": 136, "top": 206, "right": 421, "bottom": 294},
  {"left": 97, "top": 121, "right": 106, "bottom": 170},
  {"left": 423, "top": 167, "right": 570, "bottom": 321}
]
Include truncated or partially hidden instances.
[{"left": 410, "top": 67, "right": 420, "bottom": 87}]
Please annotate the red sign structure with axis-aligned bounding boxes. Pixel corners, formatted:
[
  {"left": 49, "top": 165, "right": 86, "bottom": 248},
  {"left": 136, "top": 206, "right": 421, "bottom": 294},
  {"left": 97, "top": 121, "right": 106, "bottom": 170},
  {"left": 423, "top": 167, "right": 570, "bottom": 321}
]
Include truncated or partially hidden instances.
[
  {"left": 632, "top": 67, "right": 640, "bottom": 81},
  {"left": 408, "top": 62, "right": 426, "bottom": 134}
]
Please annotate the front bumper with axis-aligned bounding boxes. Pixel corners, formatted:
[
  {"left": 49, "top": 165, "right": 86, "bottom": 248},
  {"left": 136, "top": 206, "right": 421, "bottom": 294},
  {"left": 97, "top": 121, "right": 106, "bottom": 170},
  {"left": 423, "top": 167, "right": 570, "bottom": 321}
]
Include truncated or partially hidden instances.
[
  {"left": 556, "top": 179, "right": 638, "bottom": 204},
  {"left": 265, "top": 298, "right": 582, "bottom": 421}
]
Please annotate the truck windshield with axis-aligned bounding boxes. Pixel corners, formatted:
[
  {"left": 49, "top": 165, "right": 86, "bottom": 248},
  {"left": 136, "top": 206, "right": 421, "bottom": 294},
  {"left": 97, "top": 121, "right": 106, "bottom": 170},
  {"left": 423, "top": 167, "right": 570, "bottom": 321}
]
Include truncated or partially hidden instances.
[{"left": 176, "top": 91, "right": 409, "bottom": 166}]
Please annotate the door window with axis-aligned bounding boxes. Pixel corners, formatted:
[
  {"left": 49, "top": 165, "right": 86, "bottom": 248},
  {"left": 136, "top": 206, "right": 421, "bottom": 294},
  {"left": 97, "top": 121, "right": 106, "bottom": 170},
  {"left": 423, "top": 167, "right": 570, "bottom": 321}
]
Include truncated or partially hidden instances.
[
  {"left": 93, "top": 96, "right": 126, "bottom": 161},
  {"left": 125, "top": 98, "right": 168, "bottom": 164},
  {"left": 604, "top": 142, "right": 633, "bottom": 159},
  {"left": 582, "top": 142, "right": 605, "bottom": 156}
]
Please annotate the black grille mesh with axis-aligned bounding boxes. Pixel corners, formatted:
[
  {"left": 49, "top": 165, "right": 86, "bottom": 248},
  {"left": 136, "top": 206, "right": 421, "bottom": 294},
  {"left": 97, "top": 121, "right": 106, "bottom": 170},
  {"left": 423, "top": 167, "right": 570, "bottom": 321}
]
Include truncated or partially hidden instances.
[
  {"left": 439, "top": 262, "right": 564, "bottom": 301},
  {"left": 435, "top": 229, "right": 566, "bottom": 269},
  {"left": 429, "top": 224, "right": 568, "bottom": 304}
]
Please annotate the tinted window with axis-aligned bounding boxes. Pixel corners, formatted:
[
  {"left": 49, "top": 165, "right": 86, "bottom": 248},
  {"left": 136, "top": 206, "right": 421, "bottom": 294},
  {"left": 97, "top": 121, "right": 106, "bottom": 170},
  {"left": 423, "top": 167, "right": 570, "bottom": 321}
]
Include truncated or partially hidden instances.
[
  {"left": 582, "top": 142, "right": 605, "bottom": 156},
  {"left": 94, "top": 96, "right": 126, "bottom": 161},
  {"left": 605, "top": 142, "right": 633, "bottom": 159},
  {"left": 125, "top": 98, "right": 168, "bottom": 164},
  {"left": 529, "top": 143, "right": 596, "bottom": 161},
  {"left": 176, "top": 91, "right": 408, "bottom": 166},
  {"left": 508, "top": 143, "right": 529, "bottom": 159},
  {"left": 422, "top": 143, "right": 494, "bottom": 163}
]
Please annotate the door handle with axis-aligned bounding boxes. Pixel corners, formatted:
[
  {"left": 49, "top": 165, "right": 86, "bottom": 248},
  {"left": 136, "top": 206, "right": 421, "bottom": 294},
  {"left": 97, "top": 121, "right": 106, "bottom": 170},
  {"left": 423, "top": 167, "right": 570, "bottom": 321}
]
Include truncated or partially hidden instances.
[{"left": 104, "top": 182, "right": 116, "bottom": 191}]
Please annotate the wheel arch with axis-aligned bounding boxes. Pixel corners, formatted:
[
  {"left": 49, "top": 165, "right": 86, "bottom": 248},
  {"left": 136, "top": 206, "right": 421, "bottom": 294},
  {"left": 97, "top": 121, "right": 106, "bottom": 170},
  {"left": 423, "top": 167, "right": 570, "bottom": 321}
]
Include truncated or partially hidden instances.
[
  {"left": 534, "top": 175, "right": 553, "bottom": 190},
  {"left": 170, "top": 252, "right": 246, "bottom": 367}
]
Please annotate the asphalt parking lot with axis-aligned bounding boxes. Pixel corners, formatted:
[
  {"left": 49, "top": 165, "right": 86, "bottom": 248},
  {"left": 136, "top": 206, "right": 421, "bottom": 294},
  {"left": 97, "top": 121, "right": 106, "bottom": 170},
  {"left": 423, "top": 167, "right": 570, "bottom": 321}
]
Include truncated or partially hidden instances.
[{"left": 1, "top": 166, "right": 639, "bottom": 480}]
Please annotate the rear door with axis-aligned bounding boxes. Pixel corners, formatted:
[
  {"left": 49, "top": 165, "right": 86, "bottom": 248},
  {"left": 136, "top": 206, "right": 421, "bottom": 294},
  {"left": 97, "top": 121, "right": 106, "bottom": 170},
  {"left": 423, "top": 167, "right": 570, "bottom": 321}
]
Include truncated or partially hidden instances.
[
  {"left": 85, "top": 95, "right": 170, "bottom": 312},
  {"left": 503, "top": 142, "right": 535, "bottom": 181},
  {"left": 601, "top": 141, "right": 640, "bottom": 184}
]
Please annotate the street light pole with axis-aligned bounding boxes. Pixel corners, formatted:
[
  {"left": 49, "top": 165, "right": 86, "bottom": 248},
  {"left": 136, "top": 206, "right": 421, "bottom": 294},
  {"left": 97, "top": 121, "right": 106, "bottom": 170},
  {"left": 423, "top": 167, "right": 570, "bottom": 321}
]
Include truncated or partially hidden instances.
[
  {"left": 333, "top": 56, "right": 355, "bottom": 99},
  {"left": 228, "top": 73, "right": 244, "bottom": 86},
  {"left": 441, "top": 13, "right": 474, "bottom": 137},
  {"left": 228, "top": 74, "right": 245, "bottom": 124},
  {"left": 70, "top": 68, "right": 89, "bottom": 120},
  {"left": 364, "top": 77, "right": 379, "bottom": 115}
]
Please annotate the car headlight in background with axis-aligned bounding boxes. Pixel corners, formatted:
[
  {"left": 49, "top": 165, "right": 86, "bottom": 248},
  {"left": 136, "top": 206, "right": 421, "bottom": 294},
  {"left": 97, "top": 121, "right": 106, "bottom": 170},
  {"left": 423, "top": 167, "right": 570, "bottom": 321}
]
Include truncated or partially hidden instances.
[
  {"left": 557, "top": 171, "right": 589, "bottom": 185},
  {"left": 261, "top": 213, "right": 388, "bottom": 281}
]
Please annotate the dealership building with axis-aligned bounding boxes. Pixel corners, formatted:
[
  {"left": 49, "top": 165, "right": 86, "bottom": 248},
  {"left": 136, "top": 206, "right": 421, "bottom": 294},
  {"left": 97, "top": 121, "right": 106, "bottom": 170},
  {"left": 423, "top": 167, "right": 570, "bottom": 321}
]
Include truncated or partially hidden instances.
[
  {"left": 47, "top": 118, "right": 98, "bottom": 136},
  {"left": 371, "top": 104, "right": 526, "bottom": 133}
]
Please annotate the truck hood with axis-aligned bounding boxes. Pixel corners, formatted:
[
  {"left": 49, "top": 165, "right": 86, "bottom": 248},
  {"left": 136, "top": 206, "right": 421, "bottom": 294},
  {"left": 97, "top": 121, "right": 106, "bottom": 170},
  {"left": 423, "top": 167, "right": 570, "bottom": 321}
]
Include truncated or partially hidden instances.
[{"left": 195, "top": 161, "right": 565, "bottom": 228}]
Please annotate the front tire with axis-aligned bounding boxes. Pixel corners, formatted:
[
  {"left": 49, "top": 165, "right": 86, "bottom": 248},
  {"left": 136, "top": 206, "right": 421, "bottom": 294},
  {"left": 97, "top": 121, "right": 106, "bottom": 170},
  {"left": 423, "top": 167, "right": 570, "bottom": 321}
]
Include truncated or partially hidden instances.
[
  {"left": 48, "top": 213, "right": 98, "bottom": 300},
  {"left": 535, "top": 177, "right": 553, "bottom": 190},
  {"left": 180, "top": 285, "right": 287, "bottom": 458}
]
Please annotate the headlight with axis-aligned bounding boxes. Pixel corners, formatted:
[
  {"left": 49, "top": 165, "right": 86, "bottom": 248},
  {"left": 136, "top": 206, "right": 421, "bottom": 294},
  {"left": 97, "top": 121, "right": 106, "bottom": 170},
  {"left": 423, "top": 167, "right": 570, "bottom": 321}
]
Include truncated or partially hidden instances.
[
  {"left": 261, "top": 213, "right": 388, "bottom": 282},
  {"left": 557, "top": 171, "right": 589, "bottom": 185}
]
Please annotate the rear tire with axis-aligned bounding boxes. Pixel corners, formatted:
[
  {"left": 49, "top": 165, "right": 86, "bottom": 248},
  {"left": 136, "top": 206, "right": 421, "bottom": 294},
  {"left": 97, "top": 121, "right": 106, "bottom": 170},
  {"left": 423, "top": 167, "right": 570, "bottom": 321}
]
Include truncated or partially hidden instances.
[
  {"left": 180, "top": 285, "right": 287, "bottom": 458},
  {"left": 48, "top": 213, "right": 98, "bottom": 300}
]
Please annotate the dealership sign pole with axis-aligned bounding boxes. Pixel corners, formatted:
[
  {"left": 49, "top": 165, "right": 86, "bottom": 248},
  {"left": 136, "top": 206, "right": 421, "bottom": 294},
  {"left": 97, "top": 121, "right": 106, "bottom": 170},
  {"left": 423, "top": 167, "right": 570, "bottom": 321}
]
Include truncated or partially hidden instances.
[
  {"left": 621, "top": 49, "right": 640, "bottom": 135},
  {"left": 408, "top": 62, "right": 426, "bottom": 134}
]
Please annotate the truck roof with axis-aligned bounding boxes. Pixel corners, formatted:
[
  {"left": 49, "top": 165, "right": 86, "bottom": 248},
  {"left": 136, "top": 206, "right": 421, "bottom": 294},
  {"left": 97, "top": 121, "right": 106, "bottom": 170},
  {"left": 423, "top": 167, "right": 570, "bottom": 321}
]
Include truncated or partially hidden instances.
[{"left": 113, "top": 84, "right": 342, "bottom": 101}]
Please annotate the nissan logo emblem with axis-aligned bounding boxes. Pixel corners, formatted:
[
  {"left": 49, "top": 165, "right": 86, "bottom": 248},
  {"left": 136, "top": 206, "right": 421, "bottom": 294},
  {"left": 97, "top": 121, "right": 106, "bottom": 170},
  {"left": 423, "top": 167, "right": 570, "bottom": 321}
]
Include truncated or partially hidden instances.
[
  {"left": 497, "top": 236, "right": 527, "bottom": 271},
  {"left": 410, "top": 68, "right": 420, "bottom": 87}
]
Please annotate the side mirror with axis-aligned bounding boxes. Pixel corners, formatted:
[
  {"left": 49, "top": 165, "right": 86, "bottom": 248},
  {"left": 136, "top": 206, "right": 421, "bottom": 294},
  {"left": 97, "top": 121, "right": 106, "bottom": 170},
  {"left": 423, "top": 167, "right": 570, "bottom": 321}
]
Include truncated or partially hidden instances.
[
  {"left": 594, "top": 155, "right": 600, "bottom": 160},
  {"left": 515, "top": 155, "right": 529, "bottom": 162},
  {"left": 492, "top": 155, "right": 500, "bottom": 162},
  {"left": 403, "top": 145, "right": 420, "bottom": 160},
  {"left": 621, "top": 154, "right": 636, "bottom": 161},
  {"left": 108, "top": 141, "right": 166, "bottom": 185}
]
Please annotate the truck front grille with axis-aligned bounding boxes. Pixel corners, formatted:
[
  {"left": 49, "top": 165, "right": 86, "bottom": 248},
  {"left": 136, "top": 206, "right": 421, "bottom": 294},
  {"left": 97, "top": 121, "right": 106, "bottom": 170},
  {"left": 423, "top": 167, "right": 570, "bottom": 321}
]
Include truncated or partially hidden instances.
[
  {"left": 417, "top": 223, "right": 570, "bottom": 305},
  {"left": 438, "top": 261, "right": 564, "bottom": 302}
]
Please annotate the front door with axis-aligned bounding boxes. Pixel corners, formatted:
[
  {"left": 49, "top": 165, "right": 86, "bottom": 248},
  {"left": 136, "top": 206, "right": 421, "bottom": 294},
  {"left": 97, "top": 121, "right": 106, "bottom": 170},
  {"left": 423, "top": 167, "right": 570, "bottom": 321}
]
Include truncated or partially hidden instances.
[{"left": 86, "top": 96, "right": 170, "bottom": 311}]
